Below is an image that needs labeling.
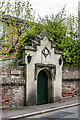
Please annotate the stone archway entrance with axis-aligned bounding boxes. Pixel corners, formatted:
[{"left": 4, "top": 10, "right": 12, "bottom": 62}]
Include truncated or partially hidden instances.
[
  {"left": 35, "top": 64, "right": 56, "bottom": 105},
  {"left": 23, "top": 29, "right": 62, "bottom": 106},
  {"left": 37, "top": 70, "right": 48, "bottom": 105}
]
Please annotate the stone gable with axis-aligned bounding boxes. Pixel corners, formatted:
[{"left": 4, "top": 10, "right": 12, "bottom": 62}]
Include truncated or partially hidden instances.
[{"left": 23, "top": 29, "right": 63, "bottom": 105}]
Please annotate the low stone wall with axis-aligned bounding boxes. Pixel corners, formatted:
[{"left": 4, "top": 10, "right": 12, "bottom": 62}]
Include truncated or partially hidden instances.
[
  {"left": 62, "top": 80, "right": 79, "bottom": 98},
  {"left": 1, "top": 66, "right": 80, "bottom": 108},
  {"left": 2, "top": 66, "right": 26, "bottom": 108},
  {"left": 62, "top": 67, "right": 80, "bottom": 98},
  {"left": 62, "top": 67, "right": 79, "bottom": 80}
]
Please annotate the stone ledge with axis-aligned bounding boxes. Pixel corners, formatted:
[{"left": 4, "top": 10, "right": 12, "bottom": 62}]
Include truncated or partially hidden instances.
[{"left": 23, "top": 46, "right": 36, "bottom": 51}]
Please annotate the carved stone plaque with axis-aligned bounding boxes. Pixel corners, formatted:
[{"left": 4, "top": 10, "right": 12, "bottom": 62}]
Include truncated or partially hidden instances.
[{"left": 11, "top": 70, "right": 21, "bottom": 75}]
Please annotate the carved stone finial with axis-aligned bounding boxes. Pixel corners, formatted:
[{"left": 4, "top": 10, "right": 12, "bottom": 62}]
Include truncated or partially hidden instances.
[
  {"left": 35, "top": 29, "right": 47, "bottom": 41},
  {"left": 39, "top": 29, "right": 47, "bottom": 39}
]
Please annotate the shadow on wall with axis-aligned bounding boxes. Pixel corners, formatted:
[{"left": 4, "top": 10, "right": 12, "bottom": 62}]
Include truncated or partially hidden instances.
[{"left": 27, "top": 89, "right": 37, "bottom": 106}]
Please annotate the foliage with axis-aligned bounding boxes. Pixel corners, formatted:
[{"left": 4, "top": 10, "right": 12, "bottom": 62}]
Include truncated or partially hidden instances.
[
  {"left": 0, "top": 1, "right": 79, "bottom": 67},
  {"left": 36, "top": 7, "right": 79, "bottom": 67},
  {"left": 0, "top": 0, "right": 35, "bottom": 59}
]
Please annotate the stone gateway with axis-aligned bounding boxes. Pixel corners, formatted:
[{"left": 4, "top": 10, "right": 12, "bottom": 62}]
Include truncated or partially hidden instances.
[{"left": 23, "top": 29, "right": 63, "bottom": 106}]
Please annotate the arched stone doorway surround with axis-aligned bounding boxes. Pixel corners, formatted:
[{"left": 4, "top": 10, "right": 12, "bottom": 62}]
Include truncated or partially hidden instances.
[
  {"left": 35, "top": 63, "right": 56, "bottom": 105},
  {"left": 23, "top": 29, "right": 63, "bottom": 106}
]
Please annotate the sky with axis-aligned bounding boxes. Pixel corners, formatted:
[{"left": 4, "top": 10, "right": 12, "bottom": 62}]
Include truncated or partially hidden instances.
[{"left": 28, "top": 0, "right": 80, "bottom": 18}]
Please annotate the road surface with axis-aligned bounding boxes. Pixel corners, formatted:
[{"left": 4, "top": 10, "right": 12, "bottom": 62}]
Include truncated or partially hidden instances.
[{"left": 18, "top": 105, "right": 80, "bottom": 120}]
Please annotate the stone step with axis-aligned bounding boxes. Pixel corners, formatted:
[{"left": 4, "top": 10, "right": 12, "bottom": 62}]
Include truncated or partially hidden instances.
[
  {"left": 32, "top": 41, "right": 37, "bottom": 49},
  {"left": 23, "top": 46, "right": 36, "bottom": 51},
  {"left": 32, "top": 40, "right": 40, "bottom": 49},
  {"left": 32, "top": 40, "right": 40, "bottom": 45},
  {"left": 35, "top": 35, "right": 42, "bottom": 42}
]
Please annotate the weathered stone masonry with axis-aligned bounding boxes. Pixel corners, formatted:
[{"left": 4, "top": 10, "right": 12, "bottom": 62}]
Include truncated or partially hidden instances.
[
  {"left": 23, "top": 29, "right": 62, "bottom": 106},
  {"left": 1, "top": 66, "right": 80, "bottom": 108},
  {"left": 2, "top": 67, "right": 25, "bottom": 108},
  {"left": 62, "top": 66, "right": 80, "bottom": 98},
  {"left": 1, "top": 29, "right": 80, "bottom": 108},
  {"left": 1, "top": 29, "right": 63, "bottom": 108}
]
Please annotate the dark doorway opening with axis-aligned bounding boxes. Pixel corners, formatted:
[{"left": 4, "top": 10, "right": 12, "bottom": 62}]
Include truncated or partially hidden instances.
[{"left": 37, "top": 70, "right": 48, "bottom": 105}]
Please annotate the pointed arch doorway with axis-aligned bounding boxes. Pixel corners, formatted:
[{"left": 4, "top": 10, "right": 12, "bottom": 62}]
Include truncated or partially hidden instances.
[{"left": 37, "top": 70, "right": 48, "bottom": 105}]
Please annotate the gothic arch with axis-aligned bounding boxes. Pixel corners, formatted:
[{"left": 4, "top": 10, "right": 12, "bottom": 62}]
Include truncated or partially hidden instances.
[{"left": 35, "top": 64, "right": 56, "bottom": 104}]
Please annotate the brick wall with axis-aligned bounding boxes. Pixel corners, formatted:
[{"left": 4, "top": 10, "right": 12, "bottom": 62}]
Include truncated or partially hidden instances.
[
  {"left": 62, "top": 67, "right": 80, "bottom": 98},
  {"left": 2, "top": 66, "right": 26, "bottom": 108}
]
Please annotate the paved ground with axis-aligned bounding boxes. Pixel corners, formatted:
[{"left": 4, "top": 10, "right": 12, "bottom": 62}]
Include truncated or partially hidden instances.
[
  {"left": 25, "top": 106, "right": 79, "bottom": 119},
  {"left": 2, "top": 96, "right": 80, "bottom": 120}
]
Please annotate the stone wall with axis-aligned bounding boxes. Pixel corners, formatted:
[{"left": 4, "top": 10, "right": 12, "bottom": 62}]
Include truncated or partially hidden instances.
[
  {"left": 1, "top": 66, "right": 25, "bottom": 108},
  {"left": 1, "top": 66, "right": 80, "bottom": 108},
  {"left": 62, "top": 67, "right": 80, "bottom": 98},
  {"left": 62, "top": 67, "right": 79, "bottom": 80}
]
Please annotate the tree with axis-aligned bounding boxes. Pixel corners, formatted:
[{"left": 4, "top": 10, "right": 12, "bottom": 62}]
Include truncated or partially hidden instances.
[
  {"left": 0, "top": 0, "right": 35, "bottom": 59},
  {"left": 1, "top": 1, "right": 79, "bottom": 67},
  {"left": 36, "top": 7, "right": 79, "bottom": 67},
  {"left": 15, "top": 5, "right": 80, "bottom": 67}
]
